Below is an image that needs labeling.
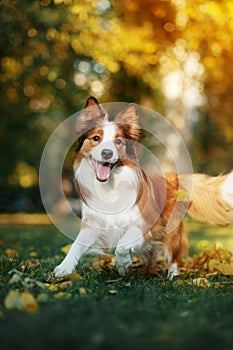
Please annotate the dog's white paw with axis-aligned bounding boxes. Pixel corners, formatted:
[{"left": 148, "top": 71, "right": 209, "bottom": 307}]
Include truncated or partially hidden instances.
[
  {"left": 116, "top": 254, "right": 132, "bottom": 276},
  {"left": 53, "top": 258, "right": 77, "bottom": 278}
]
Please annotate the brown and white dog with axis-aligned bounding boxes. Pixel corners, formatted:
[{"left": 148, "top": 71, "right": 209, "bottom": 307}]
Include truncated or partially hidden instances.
[{"left": 54, "top": 97, "right": 233, "bottom": 279}]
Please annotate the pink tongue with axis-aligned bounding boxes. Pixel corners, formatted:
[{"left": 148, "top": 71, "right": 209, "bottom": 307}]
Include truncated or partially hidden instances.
[
  {"left": 92, "top": 159, "right": 111, "bottom": 181},
  {"left": 96, "top": 165, "right": 111, "bottom": 182}
]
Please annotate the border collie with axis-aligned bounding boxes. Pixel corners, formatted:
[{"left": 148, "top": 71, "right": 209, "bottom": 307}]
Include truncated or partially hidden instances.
[{"left": 54, "top": 97, "right": 233, "bottom": 279}]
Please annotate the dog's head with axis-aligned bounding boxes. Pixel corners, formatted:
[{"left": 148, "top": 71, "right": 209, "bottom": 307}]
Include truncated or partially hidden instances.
[{"left": 75, "top": 97, "right": 140, "bottom": 182}]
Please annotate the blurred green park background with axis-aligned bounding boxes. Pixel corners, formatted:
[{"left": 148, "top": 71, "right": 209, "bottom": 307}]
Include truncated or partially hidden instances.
[{"left": 1, "top": 0, "right": 233, "bottom": 213}]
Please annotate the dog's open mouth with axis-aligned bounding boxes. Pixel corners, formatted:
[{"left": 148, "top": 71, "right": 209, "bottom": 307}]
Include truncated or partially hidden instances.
[{"left": 91, "top": 157, "right": 116, "bottom": 182}]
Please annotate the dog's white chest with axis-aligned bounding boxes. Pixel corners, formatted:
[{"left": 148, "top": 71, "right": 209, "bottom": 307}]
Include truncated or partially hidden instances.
[
  {"left": 75, "top": 159, "right": 140, "bottom": 216},
  {"left": 81, "top": 201, "right": 143, "bottom": 230}
]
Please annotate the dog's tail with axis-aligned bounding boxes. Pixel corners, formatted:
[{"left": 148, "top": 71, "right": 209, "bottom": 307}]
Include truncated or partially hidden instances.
[{"left": 179, "top": 171, "right": 233, "bottom": 225}]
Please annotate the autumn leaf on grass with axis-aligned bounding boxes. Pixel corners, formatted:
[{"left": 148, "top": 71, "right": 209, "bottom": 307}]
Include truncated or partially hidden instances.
[
  {"left": 197, "top": 240, "right": 210, "bottom": 251},
  {"left": 79, "top": 287, "right": 87, "bottom": 295},
  {"left": 4, "top": 290, "right": 38, "bottom": 312},
  {"left": 209, "top": 261, "right": 233, "bottom": 275},
  {"left": 44, "top": 283, "right": 59, "bottom": 291},
  {"left": 192, "top": 278, "right": 211, "bottom": 288},
  {"left": 93, "top": 256, "right": 116, "bottom": 270},
  {"left": 5, "top": 248, "right": 19, "bottom": 259},
  {"left": 29, "top": 251, "right": 38, "bottom": 257},
  {"left": 60, "top": 244, "right": 72, "bottom": 254},
  {"left": 108, "top": 289, "right": 118, "bottom": 295},
  {"left": 60, "top": 280, "right": 73, "bottom": 289},
  {"left": 55, "top": 292, "right": 72, "bottom": 300},
  {"left": 8, "top": 270, "right": 46, "bottom": 290},
  {"left": 69, "top": 271, "right": 84, "bottom": 280}
]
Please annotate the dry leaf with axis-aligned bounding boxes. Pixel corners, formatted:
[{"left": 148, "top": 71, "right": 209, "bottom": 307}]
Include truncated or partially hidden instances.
[
  {"left": 192, "top": 278, "right": 211, "bottom": 288},
  {"left": 70, "top": 271, "right": 84, "bottom": 280},
  {"left": 20, "top": 292, "right": 38, "bottom": 312},
  {"left": 108, "top": 289, "right": 118, "bottom": 295},
  {"left": 4, "top": 290, "right": 25, "bottom": 311},
  {"left": 106, "top": 278, "right": 122, "bottom": 284},
  {"left": 55, "top": 292, "right": 72, "bottom": 299},
  {"left": 60, "top": 244, "right": 72, "bottom": 254},
  {"left": 79, "top": 287, "right": 87, "bottom": 295},
  {"left": 214, "top": 263, "right": 233, "bottom": 275},
  {"left": 29, "top": 251, "right": 38, "bottom": 257},
  {"left": 60, "top": 281, "right": 73, "bottom": 289},
  {"left": 197, "top": 240, "right": 210, "bottom": 251},
  {"left": 4, "top": 290, "right": 38, "bottom": 312},
  {"left": 37, "top": 293, "right": 49, "bottom": 303},
  {"left": 45, "top": 283, "right": 59, "bottom": 291},
  {"left": 5, "top": 248, "right": 18, "bottom": 259}
]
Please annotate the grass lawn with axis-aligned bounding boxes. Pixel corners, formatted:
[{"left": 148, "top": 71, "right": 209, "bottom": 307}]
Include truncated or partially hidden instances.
[{"left": 0, "top": 220, "right": 232, "bottom": 350}]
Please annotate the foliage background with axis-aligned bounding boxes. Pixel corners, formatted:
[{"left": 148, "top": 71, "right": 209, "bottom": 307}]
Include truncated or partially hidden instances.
[{"left": 1, "top": 0, "right": 233, "bottom": 212}]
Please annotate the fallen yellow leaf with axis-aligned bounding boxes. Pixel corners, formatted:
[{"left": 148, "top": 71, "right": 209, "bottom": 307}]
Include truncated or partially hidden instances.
[
  {"left": 70, "top": 271, "right": 84, "bottom": 280},
  {"left": 20, "top": 292, "right": 38, "bottom": 312},
  {"left": 208, "top": 259, "right": 221, "bottom": 272},
  {"left": 4, "top": 290, "right": 25, "bottom": 311},
  {"left": 60, "top": 244, "right": 72, "bottom": 254},
  {"left": 60, "top": 281, "right": 73, "bottom": 289},
  {"left": 29, "top": 251, "right": 38, "bottom": 257},
  {"left": 192, "top": 278, "right": 211, "bottom": 288},
  {"left": 215, "top": 263, "right": 233, "bottom": 275},
  {"left": 37, "top": 293, "right": 49, "bottom": 303},
  {"left": 4, "top": 290, "right": 38, "bottom": 312},
  {"left": 197, "top": 240, "right": 210, "bottom": 251},
  {"left": 79, "top": 287, "right": 87, "bottom": 295},
  {"left": 108, "top": 289, "right": 118, "bottom": 295},
  {"left": 217, "top": 248, "right": 231, "bottom": 261},
  {"left": 55, "top": 292, "right": 72, "bottom": 299},
  {"left": 5, "top": 248, "right": 18, "bottom": 259},
  {"left": 45, "top": 284, "right": 59, "bottom": 291}
]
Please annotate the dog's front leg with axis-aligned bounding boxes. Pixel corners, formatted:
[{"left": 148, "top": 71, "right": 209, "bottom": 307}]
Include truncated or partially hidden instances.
[
  {"left": 53, "top": 226, "right": 99, "bottom": 278},
  {"left": 115, "top": 226, "right": 144, "bottom": 276}
]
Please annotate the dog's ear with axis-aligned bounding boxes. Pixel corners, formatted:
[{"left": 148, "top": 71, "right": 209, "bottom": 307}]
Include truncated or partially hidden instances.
[
  {"left": 84, "top": 96, "right": 100, "bottom": 109},
  {"left": 75, "top": 96, "right": 105, "bottom": 136},
  {"left": 115, "top": 104, "right": 140, "bottom": 141}
]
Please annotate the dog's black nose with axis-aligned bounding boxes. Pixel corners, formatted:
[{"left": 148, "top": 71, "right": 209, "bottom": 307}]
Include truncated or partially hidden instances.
[{"left": 101, "top": 149, "right": 113, "bottom": 160}]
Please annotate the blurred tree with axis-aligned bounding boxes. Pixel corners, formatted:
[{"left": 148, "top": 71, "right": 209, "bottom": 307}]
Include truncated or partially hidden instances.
[
  {"left": 1, "top": 0, "right": 233, "bottom": 211},
  {"left": 0, "top": 0, "right": 177, "bottom": 193},
  {"left": 0, "top": 0, "right": 95, "bottom": 190},
  {"left": 173, "top": 0, "right": 233, "bottom": 172}
]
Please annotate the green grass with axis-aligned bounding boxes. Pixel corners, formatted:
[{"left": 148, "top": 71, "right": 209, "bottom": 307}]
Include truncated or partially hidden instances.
[{"left": 0, "top": 223, "right": 232, "bottom": 350}]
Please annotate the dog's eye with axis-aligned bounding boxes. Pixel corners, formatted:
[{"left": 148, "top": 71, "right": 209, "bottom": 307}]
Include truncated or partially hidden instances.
[
  {"left": 115, "top": 139, "right": 122, "bottom": 145},
  {"left": 92, "top": 135, "right": 100, "bottom": 142}
]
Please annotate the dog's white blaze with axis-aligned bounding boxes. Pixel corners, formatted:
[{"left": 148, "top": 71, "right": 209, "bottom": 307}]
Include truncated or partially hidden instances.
[
  {"left": 90, "top": 121, "right": 119, "bottom": 163},
  {"left": 102, "top": 122, "right": 117, "bottom": 143},
  {"left": 221, "top": 172, "right": 233, "bottom": 207}
]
